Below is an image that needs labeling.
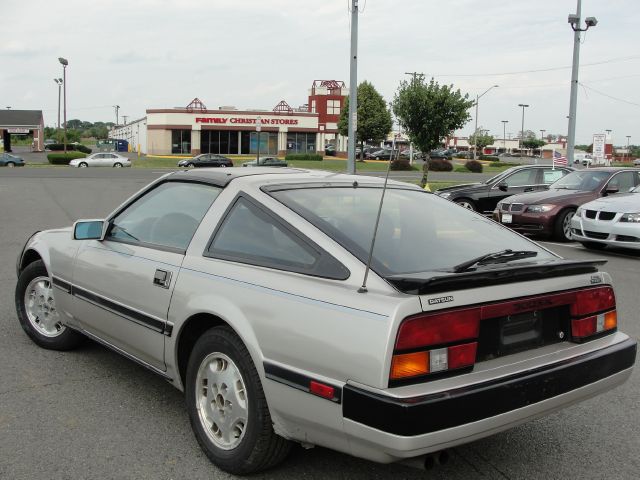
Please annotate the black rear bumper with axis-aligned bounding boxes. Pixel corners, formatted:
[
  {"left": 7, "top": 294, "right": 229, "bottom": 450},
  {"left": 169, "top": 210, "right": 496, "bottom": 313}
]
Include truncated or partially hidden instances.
[{"left": 343, "top": 338, "right": 636, "bottom": 436}]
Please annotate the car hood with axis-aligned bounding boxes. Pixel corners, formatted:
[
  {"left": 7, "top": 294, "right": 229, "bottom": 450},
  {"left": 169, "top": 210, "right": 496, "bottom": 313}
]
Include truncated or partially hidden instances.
[
  {"left": 580, "top": 193, "right": 640, "bottom": 213},
  {"left": 435, "top": 183, "right": 485, "bottom": 194},
  {"left": 503, "top": 188, "right": 598, "bottom": 206}
]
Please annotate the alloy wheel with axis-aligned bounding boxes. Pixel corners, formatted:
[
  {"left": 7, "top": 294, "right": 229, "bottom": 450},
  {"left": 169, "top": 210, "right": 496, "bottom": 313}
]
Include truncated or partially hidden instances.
[{"left": 23, "top": 276, "right": 65, "bottom": 337}]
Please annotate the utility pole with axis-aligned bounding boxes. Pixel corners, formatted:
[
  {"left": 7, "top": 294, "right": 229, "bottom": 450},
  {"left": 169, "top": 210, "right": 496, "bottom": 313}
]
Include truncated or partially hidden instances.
[
  {"left": 567, "top": 0, "right": 598, "bottom": 165},
  {"left": 502, "top": 120, "right": 508, "bottom": 152},
  {"left": 404, "top": 72, "right": 425, "bottom": 82},
  {"left": 346, "top": 0, "right": 359, "bottom": 175},
  {"left": 113, "top": 105, "right": 120, "bottom": 125},
  {"left": 626, "top": 135, "right": 631, "bottom": 162}
]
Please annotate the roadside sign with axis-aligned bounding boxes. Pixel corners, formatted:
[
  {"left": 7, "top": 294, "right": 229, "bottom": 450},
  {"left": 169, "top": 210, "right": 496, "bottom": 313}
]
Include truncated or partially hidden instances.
[
  {"left": 593, "top": 134, "right": 606, "bottom": 162},
  {"left": 7, "top": 128, "right": 29, "bottom": 134}
]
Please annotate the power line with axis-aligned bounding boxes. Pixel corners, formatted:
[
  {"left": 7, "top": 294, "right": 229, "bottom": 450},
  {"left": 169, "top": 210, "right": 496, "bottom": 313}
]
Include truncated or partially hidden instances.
[
  {"left": 578, "top": 82, "right": 640, "bottom": 108},
  {"left": 432, "top": 55, "right": 640, "bottom": 78}
]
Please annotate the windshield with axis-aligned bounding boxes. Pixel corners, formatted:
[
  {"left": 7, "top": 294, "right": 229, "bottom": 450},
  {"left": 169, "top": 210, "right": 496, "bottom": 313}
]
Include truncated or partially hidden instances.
[
  {"left": 270, "top": 186, "right": 555, "bottom": 276},
  {"left": 550, "top": 170, "right": 610, "bottom": 191}
]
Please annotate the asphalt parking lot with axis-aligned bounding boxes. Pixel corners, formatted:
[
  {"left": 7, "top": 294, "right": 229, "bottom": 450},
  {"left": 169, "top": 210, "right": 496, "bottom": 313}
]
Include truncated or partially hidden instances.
[{"left": 0, "top": 168, "right": 638, "bottom": 480}]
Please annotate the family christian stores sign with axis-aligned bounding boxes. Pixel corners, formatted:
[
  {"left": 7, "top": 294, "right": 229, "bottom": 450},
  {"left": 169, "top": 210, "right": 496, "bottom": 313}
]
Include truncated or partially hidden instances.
[{"left": 195, "top": 117, "right": 299, "bottom": 125}]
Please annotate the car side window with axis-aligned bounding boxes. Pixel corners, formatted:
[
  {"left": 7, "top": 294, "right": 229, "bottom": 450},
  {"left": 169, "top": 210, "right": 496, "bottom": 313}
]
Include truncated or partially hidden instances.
[
  {"left": 542, "top": 168, "right": 567, "bottom": 184},
  {"left": 607, "top": 172, "right": 636, "bottom": 192},
  {"left": 503, "top": 169, "right": 537, "bottom": 187},
  {"left": 107, "top": 182, "right": 222, "bottom": 252},
  {"left": 207, "top": 196, "right": 349, "bottom": 279}
]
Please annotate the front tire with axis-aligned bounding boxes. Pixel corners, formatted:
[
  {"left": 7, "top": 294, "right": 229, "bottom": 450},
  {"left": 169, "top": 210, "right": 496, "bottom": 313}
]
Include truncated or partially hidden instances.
[
  {"left": 185, "top": 326, "right": 290, "bottom": 474},
  {"left": 6, "top": 161, "right": 15, "bottom": 167},
  {"left": 455, "top": 198, "right": 477, "bottom": 211},
  {"left": 554, "top": 208, "right": 576, "bottom": 242},
  {"left": 15, "top": 260, "right": 83, "bottom": 350},
  {"left": 79, "top": 162, "right": 88, "bottom": 168}
]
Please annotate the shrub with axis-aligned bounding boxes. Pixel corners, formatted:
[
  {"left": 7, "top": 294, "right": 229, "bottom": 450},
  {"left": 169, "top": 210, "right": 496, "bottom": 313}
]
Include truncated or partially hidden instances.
[
  {"left": 46, "top": 143, "right": 92, "bottom": 154},
  {"left": 285, "top": 153, "right": 323, "bottom": 161},
  {"left": 479, "top": 154, "right": 499, "bottom": 161},
  {"left": 390, "top": 159, "right": 413, "bottom": 171},
  {"left": 465, "top": 160, "right": 483, "bottom": 173},
  {"left": 47, "top": 152, "right": 87, "bottom": 165},
  {"left": 427, "top": 158, "right": 453, "bottom": 171}
]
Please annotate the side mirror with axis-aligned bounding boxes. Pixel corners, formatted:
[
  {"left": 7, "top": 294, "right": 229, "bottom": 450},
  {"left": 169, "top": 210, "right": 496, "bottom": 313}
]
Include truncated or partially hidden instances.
[
  {"left": 498, "top": 182, "right": 508, "bottom": 192},
  {"left": 73, "top": 220, "right": 106, "bottom": 240},
  {"left": 604, "top": 186, "right": 619, "bottom": 195}
]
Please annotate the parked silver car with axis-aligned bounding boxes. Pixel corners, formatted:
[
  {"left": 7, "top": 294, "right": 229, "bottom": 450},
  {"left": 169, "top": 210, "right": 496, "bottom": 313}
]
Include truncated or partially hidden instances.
[
  {"left": 68, "top": 152, "right": 131, "bottom": 168},
  {"left": 15, "top": 169, "right": 636, "bottom": 474},
  {"left": 570, "top": 184, "right": 640, "bottom": 250}
]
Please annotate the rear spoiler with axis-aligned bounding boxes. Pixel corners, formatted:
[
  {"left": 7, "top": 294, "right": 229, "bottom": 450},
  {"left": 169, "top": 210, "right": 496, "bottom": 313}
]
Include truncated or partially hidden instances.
[{"left": 384, "top": 259, "right": 608, "bottom": 295}]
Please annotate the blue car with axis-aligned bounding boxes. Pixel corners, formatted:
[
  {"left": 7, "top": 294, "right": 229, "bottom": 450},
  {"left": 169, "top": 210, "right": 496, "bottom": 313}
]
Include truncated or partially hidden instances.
[{"left": 0, "top": 153, "right": 25, "bottom": 167}]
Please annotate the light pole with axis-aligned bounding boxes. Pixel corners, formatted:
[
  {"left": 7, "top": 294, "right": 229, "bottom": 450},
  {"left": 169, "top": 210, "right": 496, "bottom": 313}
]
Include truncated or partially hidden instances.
[
  {"left": 255, "top": 116, "right": 262, "bottom": 164},
  {"left": 58, "top": 57, "right": 68, "bottom": 153},
  {"left": 518, "top": 104, "right": 529, "bottom": 155},
  {"left": 502, "top": 120, "right": 508, "bottom": 152},
  {"left": 346, "top": 0, "right": 359, "bottom": 175},
  {"left": 626, "top": 135, "right": 631, "bottom": 162},
  {"left": 113, "top": 105, "right": 120, "bottom": 125},
  {"left": 567, "top": 0, "right": 598, "bottom": 165},
  {"left": 473, "top": 85, "right": 499, "bottom": 159},
  {"left": 53, "top": 78, "right": 63, "bottom": 130}
]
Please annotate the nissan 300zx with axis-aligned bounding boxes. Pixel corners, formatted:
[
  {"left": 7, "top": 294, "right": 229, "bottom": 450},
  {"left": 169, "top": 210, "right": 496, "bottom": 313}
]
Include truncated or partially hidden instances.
[{"left": 15, "top": 168, "right": 636, "bottom": 474}]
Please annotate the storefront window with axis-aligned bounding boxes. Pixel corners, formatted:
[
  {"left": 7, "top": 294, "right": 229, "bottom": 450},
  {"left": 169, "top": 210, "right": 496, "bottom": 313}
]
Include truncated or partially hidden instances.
[
  {"left": 286, "top": 133, "right": 317, "bottom": 154},
  {"left": 242, "top": 132, "right": 277, "bottom": 155},
  {"left": 171, "top": 130, "right": 191, "bottom": 154},
  {"left": 201, "top": 130, "right": 239, "bottom": 154}
]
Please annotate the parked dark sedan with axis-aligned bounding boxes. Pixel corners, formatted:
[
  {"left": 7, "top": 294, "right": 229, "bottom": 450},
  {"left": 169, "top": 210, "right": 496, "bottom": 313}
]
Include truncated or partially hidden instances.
[
  {"left": 242, "top": 156, "right": 288, "bottom": 167},
  {"left": 493, "top": 168, "right": 640, "bottom": 241},
  {"left": 365, "top": 149, "right": 398, "bottom": 160},
  {"left": 178, "top": 154, "right": 233, "bottom": 168},
  {"left": 0, "top": 152, "right": 25, "bottom": 167},
  {"left": 435, "top": 165, "right": 573, "bottom": 214}
]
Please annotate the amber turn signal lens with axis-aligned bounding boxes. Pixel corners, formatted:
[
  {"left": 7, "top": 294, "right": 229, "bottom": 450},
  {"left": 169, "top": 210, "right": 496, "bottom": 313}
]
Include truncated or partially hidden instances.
[
  {"left": 390, "top": 351, "right": 429, "bottom": 380},
  {"left": 604, "top": 310, "right": 617, "bottom": 330}
]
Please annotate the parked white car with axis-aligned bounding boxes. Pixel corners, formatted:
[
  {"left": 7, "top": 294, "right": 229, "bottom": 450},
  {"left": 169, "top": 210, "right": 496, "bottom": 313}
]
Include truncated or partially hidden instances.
[
  {"left": 571, "top": 184, "right": 640, "bottom": 250},
  {"left": 69, "top": 152, "right": 131, "bottom": 168},
  {"left": 15, "top": 169, "right": 636, "bottom": 474}
]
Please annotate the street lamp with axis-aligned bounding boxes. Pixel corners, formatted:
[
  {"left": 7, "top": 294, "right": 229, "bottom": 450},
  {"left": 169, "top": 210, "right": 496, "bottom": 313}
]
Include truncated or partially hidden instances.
[
  {"left": 58, "top": 57, "right": 68, "bottom": 153},
  {"left": 626, "top": 135, "right": 631, "bottom": 162},
  {"left": 502, "top": 120, "right": 508, "bottom": 152},
  {"left": 53, "top": 78, "right": 63, "bottom": 130},
  {"left": 473, "top": 85, "right": 499, "bottom": 159},
  {"left": 518, "top": 104, "right": 529, "bottom": 155},
  {"left": 255, "top": 116, "right": 262, "bottom": 164},
  {"left": 566, "top": 0, "right": 598, "bottom": 165}
]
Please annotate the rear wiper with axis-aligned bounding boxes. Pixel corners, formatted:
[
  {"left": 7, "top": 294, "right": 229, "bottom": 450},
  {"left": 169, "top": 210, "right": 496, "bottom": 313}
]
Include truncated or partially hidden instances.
[{"left": 452, "top": 249, "right": 538, "bottom": 273}]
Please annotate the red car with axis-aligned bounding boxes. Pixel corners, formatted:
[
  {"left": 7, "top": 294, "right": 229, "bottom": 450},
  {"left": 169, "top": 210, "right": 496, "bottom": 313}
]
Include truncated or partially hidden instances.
[{"left": 493, "top": 168, "right": 640, "bottom": 241}]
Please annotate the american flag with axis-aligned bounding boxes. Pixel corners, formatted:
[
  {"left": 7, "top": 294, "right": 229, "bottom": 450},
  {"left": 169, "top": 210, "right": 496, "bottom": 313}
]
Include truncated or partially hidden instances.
[{"left": 553, "top": 150, "right": 568, "bottom": 166}]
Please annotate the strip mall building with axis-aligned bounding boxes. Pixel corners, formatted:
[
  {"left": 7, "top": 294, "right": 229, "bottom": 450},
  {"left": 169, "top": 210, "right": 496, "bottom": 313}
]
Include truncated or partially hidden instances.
[{"left": 111, "top": 80, "right": 349, "bottom": 156}]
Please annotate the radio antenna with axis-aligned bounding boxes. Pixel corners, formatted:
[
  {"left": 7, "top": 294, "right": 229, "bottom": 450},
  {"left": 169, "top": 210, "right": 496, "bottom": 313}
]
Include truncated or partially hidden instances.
[{"left": 358, "top": 135, "right": 397, "bottom": 293}]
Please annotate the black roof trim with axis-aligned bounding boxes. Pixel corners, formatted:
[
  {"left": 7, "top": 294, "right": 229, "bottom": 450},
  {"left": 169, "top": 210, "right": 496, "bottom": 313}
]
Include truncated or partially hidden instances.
[{"left": 261, "top": 181, "right": 424, "bottom": 193}]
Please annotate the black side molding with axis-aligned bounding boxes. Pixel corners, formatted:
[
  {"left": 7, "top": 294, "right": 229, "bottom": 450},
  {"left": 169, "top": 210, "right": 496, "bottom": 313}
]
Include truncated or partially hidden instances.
[
  {"left": 343, "top": 338, "right": 636, "bottom": 436},
  {"left": 264, "top": 362, "right": 342, "bottom": 403}
]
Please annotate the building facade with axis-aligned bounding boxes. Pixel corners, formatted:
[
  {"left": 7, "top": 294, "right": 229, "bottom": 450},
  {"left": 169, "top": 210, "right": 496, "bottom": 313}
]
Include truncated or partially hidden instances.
[
  {"left": 0, "top": 110, "right": 44, "bottom": 152},
  {"left": 111, "top": 81, "right": 349, "bottom": 156}
]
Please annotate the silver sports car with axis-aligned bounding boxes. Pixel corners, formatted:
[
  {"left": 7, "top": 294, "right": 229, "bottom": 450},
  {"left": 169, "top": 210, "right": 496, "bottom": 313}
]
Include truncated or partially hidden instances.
[{"left": 15, "top": 168, "right": 636, "bottom": 474}]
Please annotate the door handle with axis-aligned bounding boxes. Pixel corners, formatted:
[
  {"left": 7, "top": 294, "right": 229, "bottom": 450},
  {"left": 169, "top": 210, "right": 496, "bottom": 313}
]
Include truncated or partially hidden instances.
[{"left": 153, "top": 269, "right": 172, "bottom": 289}]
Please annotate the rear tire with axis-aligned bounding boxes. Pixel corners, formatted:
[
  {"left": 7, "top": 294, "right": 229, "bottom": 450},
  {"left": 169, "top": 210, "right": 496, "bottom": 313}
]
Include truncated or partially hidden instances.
[
  {"left": 185, "top": 326, "right": 290, "bottom": 474},
  {"left": 581, "top": 241, "right": 607, "bottom": 250},
  {"left": 113, "top": 162, "right": 123, "bottom": 168},
  {"left": 15, "top": 260, "right": 83, "bottom": 350},
  {"left": 554, "top": 208, "right": 576, "bottom": 242}
]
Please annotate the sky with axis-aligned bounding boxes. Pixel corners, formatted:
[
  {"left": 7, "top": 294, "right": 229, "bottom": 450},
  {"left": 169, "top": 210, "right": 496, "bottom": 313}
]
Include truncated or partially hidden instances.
[{"left": 1, "top": 0, "right": 639, "bottom": 145}]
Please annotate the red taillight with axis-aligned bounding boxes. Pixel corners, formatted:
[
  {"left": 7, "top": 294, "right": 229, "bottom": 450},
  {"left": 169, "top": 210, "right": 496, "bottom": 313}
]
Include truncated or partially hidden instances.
[
  {"left": 447, "top": 342, "right": 478, "bottom": 369},
  {"left": 395, "top": 308, "right": 480, "bottom": 350},
  {"left": 571, "top": 286, "right": 616, "bottom": 316},
  {"left": 572, "top": 311, "right": 617, "bottom": 338}
]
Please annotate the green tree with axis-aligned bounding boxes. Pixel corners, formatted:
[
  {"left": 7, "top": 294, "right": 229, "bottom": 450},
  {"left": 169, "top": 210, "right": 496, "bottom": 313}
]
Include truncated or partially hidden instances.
[
  {"left": 468, "top": 129, "right": 495, "bottom": 154},
  {"left": 66, "top": 119, "right": 83, "bottom": 130},
  {"left": 392, "top": 77, "right": 473, "bottom": 186},
  {"left": 521, "top": 138, "right": 545, "bottom": 150},
  {"left": 338, "top": 81, "right": 392, "bottom": 160}
]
